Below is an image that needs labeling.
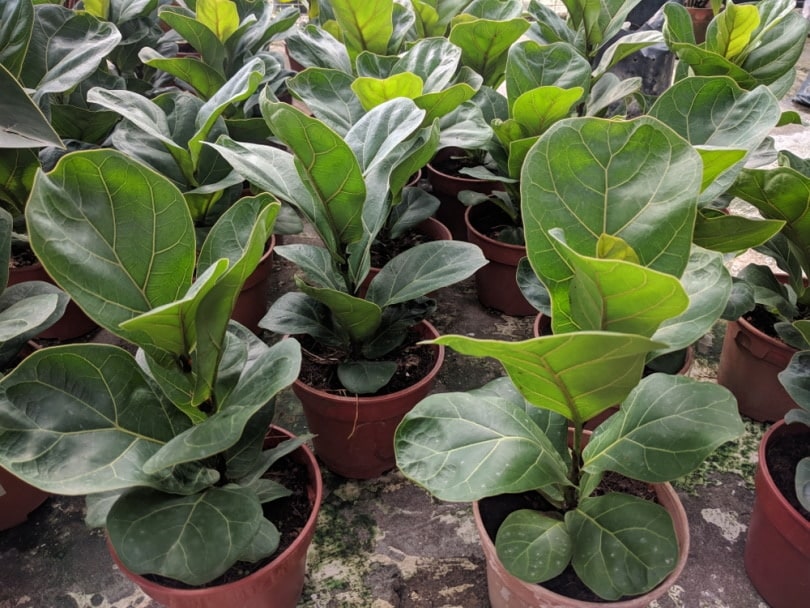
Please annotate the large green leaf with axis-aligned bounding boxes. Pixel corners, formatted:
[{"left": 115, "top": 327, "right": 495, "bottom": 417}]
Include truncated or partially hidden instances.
[
  {"left": 330, "top": 0, "right": 394, "bottom": 58},
  {"left": 285, "top": 23, "right": 354, "bottom": 73},
  {"left": 22, "top": 7, "right": 122, "bottom": 101},
  {"left": 431, "top": 332, "right": 663, "bottom": 423},
  {"left": 706, "top": 2, "right": 759, "bottom": 60},
  {"left": 449, "top": 16, "right": 530, "bottom": 88},
  {"left": 521, "top": 117, "right": 701, "bottom": 311},
  {"left": 546, "top": 233, "right": 689, "bottom": 336},
  {"left": 365, "top": 241, "right": 486, "bottom": 307},
  {"left": 287, "top": 67, "right": 365, "bottom": 135},
  {"left": 505, "top": 41, "right": 591, "bottom": 102},
  {"left": 261, "top": 100, "right": 366, "bottom": 245},
  {"left": 0, "top": 65, "right": 62, "bottom": 149},
  {"left": 649, "top": 77, "right": 781, "bottom": 204},
  {"left": 496, "top": 510, "right": 571, "bottom": 583},
  {"left": 566, "top": 493, "right": 678, "bottom": 600},
  {"left": 391, "top": 37, "right": 465, "bottom": 91},
  {"left": 259, "top": 292, "right": 347, "bottom": 347},
  {"left": 0, "top": 344, "right": 204, "bottom": 495},
  {"left": 0, "top": 0, "right": 33, "bottom": 78},
  {"left": 394, "top": 388, "right": 571, "bottom": 502},
  {"left": 741, "top": 10, "right": 807, "bottom": 89},
  {"left": 158, "top": 5, "right": 226, "bottom": 72},
  {"left": 583, "top": 373, "right": 743, "bottom": 483},
  {"left": 107, "top": 485, "right": 263, "bottom": 585},
  {"left": 26, "top": 150, "right": 196, "bottom": 346},
  {"left": 196, "top": 0, "right": 240, "bottom": 43},
  {"left": 693, "top": 209, "right": 785, "bottom": 254}
]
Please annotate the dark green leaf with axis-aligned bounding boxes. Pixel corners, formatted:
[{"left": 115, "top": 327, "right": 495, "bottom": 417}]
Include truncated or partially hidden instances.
[{"left": 496, "top": 510, "right": 571, "bottom": 583}]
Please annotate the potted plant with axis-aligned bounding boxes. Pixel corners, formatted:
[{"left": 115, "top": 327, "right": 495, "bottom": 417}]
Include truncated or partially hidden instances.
[
  {"left": 715, "top": 149, "right": 810, "bottom": 421},
  {"left": 743, "top": 339, "right": 810, "bottom": 608},
  {"left": 139, "top": 0, "right": 299, "bottom": 141},
  {"left": 0, "top": 149, "right": 320, "bottom": 608},
  {"left": 212, "top": 94, "right": 487, "bottom": 478},
  {"left": 663, "top": 0, "right": 808, "bottom": 100},
  {"left": 394, "top": 115, "right": 746, "bottom": 605}
]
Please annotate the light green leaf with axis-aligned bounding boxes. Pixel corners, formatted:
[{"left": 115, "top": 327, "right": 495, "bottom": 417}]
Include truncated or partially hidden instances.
[
  {"left": 196, "top": 0, "right": 240, "bottom": 43},
  {"left": 449, "top": 17, "right": 530, "bottom": 88},
  {"left": 331, "top": 0, "right": 394, "bottom": 58},
  {"left": 352, "top": 73, "right": 424, "bottom": 110},
  {"left": 505, "top": 40, "right": 591, "bottom": 102},
  {"left": 496, "top": 510, "right": 571, "bottom": 583},
  {"left": 706, "top": 3, "right": 760, "bottom": 61},
  {"left": 431, "top": 332, "right": 663, "bottom": 423},
  {"left": 567, "top": 493, "right": 679, "bottom": 600},
  {"left": 583, "top": 373, "right": 743, "bottom": 482}
]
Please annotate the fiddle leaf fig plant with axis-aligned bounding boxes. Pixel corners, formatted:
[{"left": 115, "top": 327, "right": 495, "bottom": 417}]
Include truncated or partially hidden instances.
[
  {"left": 395, "top": 115, "right": 745, "bottom": 601},
  {"left": 211, "top": 94, "right": 487, "bottom": 394},
  {"left": 663, "top": 0, "right": 808, "bottom": 99},
  {"left": 724, "top": 150, "right": 810, "bottom": 347},
  {"left": 86, "top": 58, "right": 265, "bottom": 225},
  {"left": 778, "top": 345, "right": 810, "bottom": 511},
  {"left": 0, "top": 149, "right": 305, "bottom": 586}
]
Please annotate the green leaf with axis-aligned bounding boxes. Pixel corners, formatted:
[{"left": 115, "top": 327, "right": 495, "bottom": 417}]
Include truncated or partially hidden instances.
[
  {"left": 0, "top": 0, "right": 33, "bottom": 78},
  {"left": 287, "top": 68, "right": 365, "bottom": 135},
  {"left": 138, "top": 48, "right": 226, "bottom": 99},
  {"left": 583, "top": 373, "right": 743, "bottom": 482},
  {"left": 0, "top": 284, "right": 67, "bottom": 366},
  {"left": 330, "top": 0, "right": 394, "bottom": 58},
  {"left": 430, "top": 332, "right": 664, "bottom": 424},
  {"left": 0, "top": 148, "right": 39, "bottom": 216},
  {"left": 337, "top": 360, "right": 398, "bottom": 394},
  {"left": 505, "top": 41, "right": 591, "bottom": 102},
  {"left": 275, "top": 243, "right": 347, "bottom": 291},
  {"left": 0, "top": 344, "right": 204, "bottom": 495},
  {"left": 511, "top": 86, "right": 584, "bottom": 138},
  {"left": 496, "top": 510, "right": 571, "bottom": 583},
  {"left": 0, "top": 65, "right": 63, "bottom": 148},
  {"left": 694, "top": 209, "right": 784, "bottom": 253},
  {"left": 159, "top": 6, "right": 226, "bottom": 72},
  {"left": 352, "top": 73, "right": 424, "bottom": 110},
  {"left": 449, "top": 17, "right": 530, "bottom": 88},
  {"left": 27, "top": 150, "right": 196, "bottom": 345},
  {"left": 522, "top": 117, "right": 702, "bottom": 324},
  {"left": 778, "top": 350, "right": 810, "bottom": 412},
  {"left": 260, "top": 292, "right": 346, "bottom": 347},
  {"left": 196, "top": 0, "right": 240, "bottom": 43},
  {"left": 706, "top": 3, "right": 760, "bottom": 61},
  {"left": 546, "top": 232, "right": 689, "bottom": 337},
  {"left": 366, "top": 241, "right": 487, "bottom": 307},
  {"left": 567, "top": 493, "right": 679, "bottom": 600},
  {"left": 395, "top": 388, "right": 572, "bottom": 502},
  {"left": 107, "top": 485, "right": 262, "bottom": 586},
  {"left": 261, "top": 100, "right": 366, "bottom": 245},
  {"left": 296, "top": 278, "right": 382, "bottom": 343},
  {"left": 285, "top": 24, "right": 353, "bottom": 73},
  {"left": 236, "top": 517, "right": 280, "bottom": 563},
  {"left": 592, "top": 30, "right": 665, "bottom": 79}
]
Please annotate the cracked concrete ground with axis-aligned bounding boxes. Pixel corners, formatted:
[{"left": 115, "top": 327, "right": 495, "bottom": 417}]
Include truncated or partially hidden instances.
[{"left": 2, "top": 32, "right": 810, "bottom": 608}]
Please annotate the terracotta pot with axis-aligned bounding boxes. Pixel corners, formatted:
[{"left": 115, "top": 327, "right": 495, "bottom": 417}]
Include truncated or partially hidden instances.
[
  {"left": 232, "top": 235, "right": 276, "bottom": 333},
  {"left": 686, "top": 7, "right": 714, "bottom": 44},
  {"left": 0, "top": 467, "right": 50, "bottom": 531},
  {"left": 293, "top": 320, "right": 445, "bottom": 479},
  {"left": 109, "top": 425, "right": 322, "bottom": 608},
  {"left": 465, "top": 204, "right": 535, "bottom": 317},
  {"left": 7, "top": 261, "right": 98, "bottom": 341},
  {"left": 425, "top": 148, "right": 502, "bottom": 241},
  {"left": 717, "top": 317, "right": 798, "bottom": 422},
  {"left": 744, "top": 420, "right": 810, "bottom": 608},
  {"left": 532, "top": 313, "right": 695, "bottom": 429},
  {"left": 474, "top": 430, "right": 690, "bottom": 607}
]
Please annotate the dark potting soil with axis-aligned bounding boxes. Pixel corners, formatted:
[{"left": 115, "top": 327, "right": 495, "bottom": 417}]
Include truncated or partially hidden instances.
[
  {"left": 370, "top": 230, "right": 430, "bottom": 269},
  {"left": 468, "top": 202, "right": 522, "bottom": 244},
  {"left": 478, "top": 471, "right": 660, "bottom": 603},
  {"left": 743, "top": 305, "right": 782, "bottom": 339},
  {"left": 142, "top": 456, "right": 312, "bottom": 590},
  {"left": 430, "top": 150, "right": 485, "bottom": 178},
  {"left": 765, "top": 431, "right": 810, "bottom": 521},
  {"left": 297, "top": 327, "right": 436, "bottom": 396},
  {"left": 9, "top": 247, "right": 38, "bottom": 269}
]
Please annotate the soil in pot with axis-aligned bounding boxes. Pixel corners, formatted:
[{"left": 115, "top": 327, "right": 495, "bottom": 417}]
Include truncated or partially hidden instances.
[
  {"left": 765, "top": 430, "right": 810, "bottom": 521},
  {"left": 477, "top": 472, "right": 661, "bottom": 604}
]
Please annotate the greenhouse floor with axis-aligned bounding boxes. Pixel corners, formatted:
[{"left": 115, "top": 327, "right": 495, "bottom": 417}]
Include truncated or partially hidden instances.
[{"left": 3, "top": 43, "right": 810, "bottom": 608}]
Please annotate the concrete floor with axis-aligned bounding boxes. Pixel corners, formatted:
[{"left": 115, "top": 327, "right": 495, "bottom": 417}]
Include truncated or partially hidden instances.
[{"left": 2, "top": 31, "right": 810, "bottom": 608}]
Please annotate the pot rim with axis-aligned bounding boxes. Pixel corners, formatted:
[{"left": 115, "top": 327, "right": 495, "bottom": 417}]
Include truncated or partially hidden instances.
[
  {"left": 757, "top": 419, "right": 810, "bottom": 532},
  {"left": 464, "top": 204, "right": 527, "bottom": 254}
]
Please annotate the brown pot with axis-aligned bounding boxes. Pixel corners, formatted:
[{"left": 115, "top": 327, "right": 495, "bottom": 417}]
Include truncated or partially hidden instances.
[
  {"left": 474, "top": 430, "right": 690, "bottom": 607},
  {"left": 744, "top": 420, "right": 810, "bottom": 608},
  {"left": 717, "top": 317, "right": 798, "bottom": 422},
  {"left": 425, "top": 148, "right": 503, "bottom": 241},
  {"left": 465, "top": 204, "right": 535, "bottom": 317},
  {"left": 292, "top": 320, "right": 445, "bottom": 479},
  {"left": 110, "top": 425, "right": 322, "bottom": 608},
  {"left": 232, "top": 235, "right": 276, "bottom": 333},
  {"left": 0, "top": 467, "right": 50, "bottom": 531},
  {"left": 686, "top": 7, "right": 714, "bottom": 44},
  {"left": 532, "top": 313, "right": 695, "bottom": 429},
  {"left": 7, "top": 262, "right": 97, "bottom": 341}
]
